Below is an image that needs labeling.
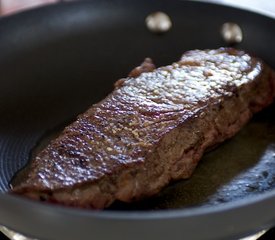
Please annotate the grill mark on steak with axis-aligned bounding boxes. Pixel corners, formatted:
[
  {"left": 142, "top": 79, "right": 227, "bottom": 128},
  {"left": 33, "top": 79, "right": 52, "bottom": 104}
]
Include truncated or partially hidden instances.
[{"left": 11, "top": 48, "right": 275, "bottom": 209}]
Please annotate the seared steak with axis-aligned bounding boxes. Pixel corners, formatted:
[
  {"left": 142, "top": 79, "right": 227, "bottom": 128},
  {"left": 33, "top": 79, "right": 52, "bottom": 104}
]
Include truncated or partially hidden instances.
[{"left": 12, "top": 48, "right": 275, "bottom": 209}]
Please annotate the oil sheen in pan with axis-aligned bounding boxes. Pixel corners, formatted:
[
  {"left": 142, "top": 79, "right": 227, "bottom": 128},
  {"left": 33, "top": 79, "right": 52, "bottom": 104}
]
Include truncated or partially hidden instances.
[{"left": 11, "top": 103, "right": 275, "bottom": 210}]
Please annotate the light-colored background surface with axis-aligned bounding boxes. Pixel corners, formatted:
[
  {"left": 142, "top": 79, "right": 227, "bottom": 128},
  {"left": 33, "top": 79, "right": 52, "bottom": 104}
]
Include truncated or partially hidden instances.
[{"left": 205, "top": 0, "right": 275, "bottom": 17}]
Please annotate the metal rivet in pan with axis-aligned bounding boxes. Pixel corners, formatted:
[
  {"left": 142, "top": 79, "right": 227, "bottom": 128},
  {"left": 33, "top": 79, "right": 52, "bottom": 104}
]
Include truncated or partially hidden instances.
[
  {"left": 221, "top": 22, "right": 243, "bottom": 44},
  {"left": 145, "top": 12, "right": 172, "bottom": 33}
]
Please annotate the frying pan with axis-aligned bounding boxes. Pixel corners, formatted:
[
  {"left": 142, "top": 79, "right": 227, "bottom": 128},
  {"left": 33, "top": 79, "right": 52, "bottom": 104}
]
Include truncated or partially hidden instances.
[{"left": 0, "top": 0, "right": 275, "bottom": 239}]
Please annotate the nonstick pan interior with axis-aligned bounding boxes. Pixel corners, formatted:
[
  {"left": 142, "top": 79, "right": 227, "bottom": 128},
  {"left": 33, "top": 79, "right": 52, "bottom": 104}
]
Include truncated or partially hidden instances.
[{"left": 0, "top": 1, "right": 275, "bottom": 240}]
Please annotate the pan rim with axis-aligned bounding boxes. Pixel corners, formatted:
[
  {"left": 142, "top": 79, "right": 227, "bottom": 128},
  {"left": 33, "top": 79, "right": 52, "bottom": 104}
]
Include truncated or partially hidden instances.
[
  {"left": 0, "top": 1, "right": 275, "bottom": 239},
  {"left": 1, "top": 188, "right": 275, "bottom": 219},
  {"left": 0, "top": 0, "right": 274, "bottom": 220},
  {"left": 0, "top": 0, "right": 274, "bottom": 22}
]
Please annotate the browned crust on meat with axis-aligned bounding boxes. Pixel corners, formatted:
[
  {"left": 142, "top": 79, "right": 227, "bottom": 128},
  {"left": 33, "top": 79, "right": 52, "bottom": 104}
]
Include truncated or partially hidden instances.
[{"left": 11, "top": 48, "right": 275, "bottom": 209}]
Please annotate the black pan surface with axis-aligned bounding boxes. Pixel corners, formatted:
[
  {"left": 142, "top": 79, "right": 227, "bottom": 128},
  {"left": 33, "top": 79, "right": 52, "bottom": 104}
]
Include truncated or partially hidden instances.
[{"left": 0, "top": 0, "right": 275, "bottom": 239}]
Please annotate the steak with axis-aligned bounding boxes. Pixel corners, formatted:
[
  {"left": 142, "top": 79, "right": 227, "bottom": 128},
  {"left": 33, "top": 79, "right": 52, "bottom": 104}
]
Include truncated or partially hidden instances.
[{"left": 11, "top": 48, "right": 275, "bottom": 209}]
